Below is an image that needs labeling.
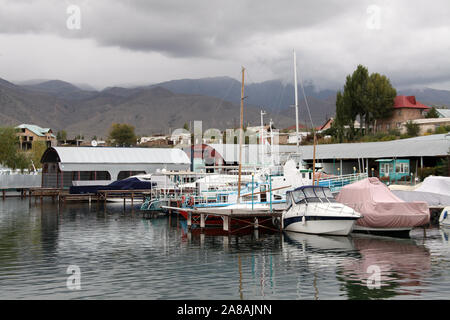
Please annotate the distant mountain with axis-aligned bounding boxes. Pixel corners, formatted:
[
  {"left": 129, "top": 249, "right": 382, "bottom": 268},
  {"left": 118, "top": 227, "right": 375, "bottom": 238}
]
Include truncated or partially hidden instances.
[
  {"left": 7, "top": 75, "right": 449, "bottom": 139},
  {"left": 21, "top": 80, "right": 97, "bottom": 101},
  {"left": 0, "top": 77, "right": 72, "bottom": 129},
  {"left": 0, "top": 77, "right": 296, "bottom": 137},
  {"left": 399, "top": 88, "right": 450, "bottom": 107},
  {"left": 151, "top": 76, "right": 337, "bottom": 125}
]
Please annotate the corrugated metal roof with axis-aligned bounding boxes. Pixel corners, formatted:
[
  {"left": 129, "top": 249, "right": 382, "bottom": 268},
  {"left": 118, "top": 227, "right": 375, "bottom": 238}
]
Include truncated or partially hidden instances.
[
  {"left": 208, "top": 134, "right": 449, "bottom": 162},
  {"left": 50, "top": 147, "right": 190, "bottom": 164},
  {"left": 16, "top": 124, "right": 55, "bottom": 138},
  {"left": 299, "top": 134, "right": 450, "bottom": 160},
  {"left": 437, "top": 109, "right": 450, "bottom": 118}
]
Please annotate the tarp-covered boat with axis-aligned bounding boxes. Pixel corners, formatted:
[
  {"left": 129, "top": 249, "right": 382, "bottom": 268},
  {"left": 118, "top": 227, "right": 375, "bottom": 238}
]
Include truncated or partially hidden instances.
[
  {"left": 336, "top": 178, "right": 430, "bottom": 237},
  {"left": 391, "top": 176, "right": 450, "bottom": 208},
  {"left": 70, "top": 176, "right": 155, "bottom": 194}
]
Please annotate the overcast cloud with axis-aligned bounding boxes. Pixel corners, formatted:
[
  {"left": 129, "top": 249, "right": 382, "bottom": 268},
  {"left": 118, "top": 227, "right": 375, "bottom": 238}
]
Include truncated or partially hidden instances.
[{"left": 0, "top": 0, "right": 449, "bottom": 90}]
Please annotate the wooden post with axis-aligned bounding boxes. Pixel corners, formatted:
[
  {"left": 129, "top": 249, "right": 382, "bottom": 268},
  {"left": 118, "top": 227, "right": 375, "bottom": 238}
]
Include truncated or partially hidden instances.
[
  {"left": 187, "top": 212, "right": 192, "bottom": 229},
  {"left": 200, "top": 213, "right": 205, "bottom": 229},
  {"left": 2, "top": 190, "right": 5, "bottom": 201},
  {"left": 223, "top": 215, "right": 230, "bottom": 232}
]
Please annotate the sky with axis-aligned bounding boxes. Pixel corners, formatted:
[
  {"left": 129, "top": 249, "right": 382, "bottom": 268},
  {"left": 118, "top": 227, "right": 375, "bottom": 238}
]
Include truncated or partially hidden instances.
[{"left": 0, "top": 0, "right": 450, "bottom": 90}]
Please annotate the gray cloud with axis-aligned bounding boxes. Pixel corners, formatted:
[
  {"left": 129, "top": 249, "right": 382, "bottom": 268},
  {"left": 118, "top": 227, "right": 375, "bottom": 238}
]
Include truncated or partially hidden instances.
[{"left": 0, "top": 0, "right": 450, "bottom": 89}]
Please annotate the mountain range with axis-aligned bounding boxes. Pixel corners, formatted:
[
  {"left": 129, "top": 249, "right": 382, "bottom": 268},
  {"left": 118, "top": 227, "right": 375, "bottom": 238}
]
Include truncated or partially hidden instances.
[{"left": 1, "top": 76, "right": 449, "bottom": 139}]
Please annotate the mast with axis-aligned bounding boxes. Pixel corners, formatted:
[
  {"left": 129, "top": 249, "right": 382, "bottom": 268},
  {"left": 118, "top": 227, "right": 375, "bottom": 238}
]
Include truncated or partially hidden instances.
[
  {"left": 293, "top": 49, "right": 300, "bottom": 150},
  {"left": 237, "top": 66, "right": 245, "bottom": 203},
  {"left": 260, "top": 109, "right": 266, "bottom": 168}
]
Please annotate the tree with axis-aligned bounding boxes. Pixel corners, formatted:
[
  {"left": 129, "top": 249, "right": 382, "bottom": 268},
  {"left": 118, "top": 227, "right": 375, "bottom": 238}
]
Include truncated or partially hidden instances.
[
  {"left": 183, "top": 122, "right": 189, "bottom": 131},
  {"left": 30, "top": 141, "right": 47, "bottom": 169},
  {"left": 367, "top": 73, "right": 397, "bottom": 132},
  {"left": 56, "top": 130, "right": 67, "bottom": 143},
  {"left": 335, "top": 66, "right": 370, "bottom": 139},
  {"left": 0, "top": 127, "right": 31, "bottom": 171},
  {"left": 425, "top": 107, "right": 440, "bottom": 119},
  {"left": 334, "top": 65, "right": 397, "bottom": 139},
  {"left": 405, "top": 120, "right": 420, "bottom": 137},
  {"left": 108, "top": 123, "right": 137, "bottom": 146},
  {"left": 0, "top": 127, "right": 20, "bottom": 169}
]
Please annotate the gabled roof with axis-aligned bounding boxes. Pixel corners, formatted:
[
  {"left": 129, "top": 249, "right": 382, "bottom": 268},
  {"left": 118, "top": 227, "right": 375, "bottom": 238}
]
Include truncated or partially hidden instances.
[
  {"left": 394, "top": 96, "right": 430, "bottom": 109},
  {"left": 16, "top": 124, "right": 55, "bottom": 138}
]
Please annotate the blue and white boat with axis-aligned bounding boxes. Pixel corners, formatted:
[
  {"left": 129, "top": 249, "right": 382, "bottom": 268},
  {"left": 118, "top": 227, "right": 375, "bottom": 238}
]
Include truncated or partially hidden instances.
[{"left": 282, "top": 186, "right": 361, "bottom": 236}]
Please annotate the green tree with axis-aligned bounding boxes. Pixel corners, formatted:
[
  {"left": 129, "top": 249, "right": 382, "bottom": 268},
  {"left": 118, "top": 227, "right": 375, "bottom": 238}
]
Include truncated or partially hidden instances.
[
  {"left": 367, "top": 73, "right": 397, "bottom": 133},
  {"left": 0, "top": 127, "right": 20, "bottom": 169},
  {"left": 56, "top": 130, "right": 67, "bottom": 143},
  {"left": 30, "top": 141, "right": 47, "bottom": 170},
  {"left": 108, "top": 123, "right": 137, "bottom": 146},
  {"left": 334, "top": 65, "right": 397, "bottom": 139},
  {"left": 183, "top": 122, "right": 189, "bottom": 131},
  {"left": 425, "top": 107, "right": 440, "bottom": 119},
  {"left": 335, "top": 65, "right": 370, "bottom": 140},
  {"left": 405, "top": 120, "right": 420, "bottom": 137}
]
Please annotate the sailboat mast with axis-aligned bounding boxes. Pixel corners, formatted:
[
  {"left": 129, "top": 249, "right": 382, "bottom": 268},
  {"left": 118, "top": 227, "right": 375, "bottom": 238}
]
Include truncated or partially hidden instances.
[
  {"left": 293, "top": 49, "right": 300, "bottom": 150},
  {"left": 237, "top": 66, "right": 245, "bottom": 203}
]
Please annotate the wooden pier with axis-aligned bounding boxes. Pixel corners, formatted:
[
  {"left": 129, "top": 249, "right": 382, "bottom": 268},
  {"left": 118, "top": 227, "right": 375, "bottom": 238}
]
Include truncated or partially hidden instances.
[{"left": 163, "top": 206, "right": 283, "bottom": 234}]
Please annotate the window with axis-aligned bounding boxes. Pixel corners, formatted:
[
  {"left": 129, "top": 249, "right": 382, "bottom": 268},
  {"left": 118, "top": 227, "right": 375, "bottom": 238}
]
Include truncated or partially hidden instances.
[
  {"left": 396, "top": 122, "right": 402, "bottom": 128},
  {"left": 398, "top": 110, "right": 402, "bottom": 116},
  {"left": 386, "top": 124, "right": 390, "bottom": 130},
  {"left": 286, "top": 193, "right": 292, "bottom": 208},
  {"left": 292, "top": 190, "right": 306, "bottom": 203}
]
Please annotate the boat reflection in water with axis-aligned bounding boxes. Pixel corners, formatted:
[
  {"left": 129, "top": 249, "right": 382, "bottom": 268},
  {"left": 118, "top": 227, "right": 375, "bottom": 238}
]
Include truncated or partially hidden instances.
[
  {"left": 283, "top": 231, "right": 432, "bottom": 299},
  {"left": 338, "top": 235, "right": 431, "bottom": 299}
]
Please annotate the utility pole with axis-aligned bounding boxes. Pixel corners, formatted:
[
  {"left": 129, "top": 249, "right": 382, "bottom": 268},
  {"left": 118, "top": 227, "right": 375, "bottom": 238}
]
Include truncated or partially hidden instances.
[{"left": 237, "top": 66, "right": 245, "bottom": 204}]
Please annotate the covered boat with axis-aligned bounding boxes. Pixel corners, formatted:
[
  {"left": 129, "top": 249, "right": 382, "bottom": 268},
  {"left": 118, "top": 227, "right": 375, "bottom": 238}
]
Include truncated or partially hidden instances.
[
  {"left": 391, "top": 176, "right": 450, "bottom": 209},
  {"left": 70, "top": 175, "right": 155, "bottom": 194},
  {"left": 336, "top": 178, "right": 430, "bottom": 237}
]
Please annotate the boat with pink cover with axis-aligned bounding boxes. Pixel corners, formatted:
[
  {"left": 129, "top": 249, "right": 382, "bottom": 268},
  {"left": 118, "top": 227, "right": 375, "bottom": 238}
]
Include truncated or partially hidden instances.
[{"left": 336, "top": 178, "right": 430, "bottom": 237}]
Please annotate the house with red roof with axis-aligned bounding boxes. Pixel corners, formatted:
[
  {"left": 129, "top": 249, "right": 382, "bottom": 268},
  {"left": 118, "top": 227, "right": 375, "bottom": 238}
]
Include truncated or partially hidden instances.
[{"left": 376, "top": 95, "right": 431, "bottom": 132}]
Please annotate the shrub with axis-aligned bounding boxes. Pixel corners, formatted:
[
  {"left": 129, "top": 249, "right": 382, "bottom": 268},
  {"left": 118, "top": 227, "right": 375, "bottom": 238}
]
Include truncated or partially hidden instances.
[
  {"left": 418, "top": 167, "right": 437, "bottom": 180},
  {"left": 405, "top": 120, "right": 420, "bottom": 137}
]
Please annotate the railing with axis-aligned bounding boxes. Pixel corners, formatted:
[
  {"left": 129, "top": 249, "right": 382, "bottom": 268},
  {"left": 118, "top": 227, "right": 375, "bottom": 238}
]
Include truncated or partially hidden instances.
[
  {"left": 318, "top": 173, "right": 368, "bottom": 192},
  {"left": 0, "top": 173, "right": 41, "bottom": 189}
]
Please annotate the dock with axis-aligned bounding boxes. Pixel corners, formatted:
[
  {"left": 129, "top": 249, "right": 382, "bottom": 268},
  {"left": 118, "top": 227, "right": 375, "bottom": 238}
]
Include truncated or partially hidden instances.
[{"left": 163, "top": 206, "right": 283, "bottom": 234}]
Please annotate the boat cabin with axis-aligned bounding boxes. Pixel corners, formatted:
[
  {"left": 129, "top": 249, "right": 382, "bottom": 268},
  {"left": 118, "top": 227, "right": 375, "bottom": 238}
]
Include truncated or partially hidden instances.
[{"left": 286, "top": 186, "right": 336, "bottom": 208}]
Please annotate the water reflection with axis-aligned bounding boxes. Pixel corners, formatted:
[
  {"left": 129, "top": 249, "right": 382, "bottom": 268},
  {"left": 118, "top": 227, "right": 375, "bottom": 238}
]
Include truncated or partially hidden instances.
[{"left": 0, "top": 199, "right": 449, "bottom": 299}]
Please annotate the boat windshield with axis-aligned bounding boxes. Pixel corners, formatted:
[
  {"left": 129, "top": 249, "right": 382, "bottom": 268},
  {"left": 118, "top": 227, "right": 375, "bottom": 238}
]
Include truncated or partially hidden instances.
[
  {"left": 292, "top": 187, "right": 335, "bottom": 203},
  {"left": 286, "top": 192, "right": 292, "bottom": 208},
  {"left": 303, "top": 187, "right": 320, "bottom": 202},
  {"left": 292, "top": 190, "right": 306, "bottom": 203}
]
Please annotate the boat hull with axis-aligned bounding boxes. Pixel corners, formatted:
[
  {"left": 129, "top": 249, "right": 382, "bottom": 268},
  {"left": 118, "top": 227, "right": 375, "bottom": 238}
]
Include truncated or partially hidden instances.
[
  {"left": 352, "top": 225, "right": 412, "bottom": 238},
  {"left": 283, "top": 216, "right": 358, "bottom": 236}
]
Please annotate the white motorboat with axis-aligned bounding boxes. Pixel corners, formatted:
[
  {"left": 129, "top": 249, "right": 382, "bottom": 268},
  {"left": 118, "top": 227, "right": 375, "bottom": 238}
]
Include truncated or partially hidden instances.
[
  {"left": 282, "top": 186, "right": 361, "bottom": 236},
  {"left": 439, "top": 206, "right": 450, "bottom": 228}
]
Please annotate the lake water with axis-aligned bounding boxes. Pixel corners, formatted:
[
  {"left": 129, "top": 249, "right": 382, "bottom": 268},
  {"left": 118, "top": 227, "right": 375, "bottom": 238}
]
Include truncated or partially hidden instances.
[{"left": 0, "top": 198, "right": 449, "bottom": 300}]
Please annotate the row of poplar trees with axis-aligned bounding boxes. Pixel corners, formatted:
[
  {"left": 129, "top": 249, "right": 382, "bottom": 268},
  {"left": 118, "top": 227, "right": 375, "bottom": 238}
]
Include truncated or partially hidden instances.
[{"left": 334, "top": 65, "right": 397, "bottom": 141}]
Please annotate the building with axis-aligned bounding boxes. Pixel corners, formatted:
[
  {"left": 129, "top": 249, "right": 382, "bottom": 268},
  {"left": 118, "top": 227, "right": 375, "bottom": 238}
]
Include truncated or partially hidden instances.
[
  {"left": 297, "top": 133, "right": 450, "bottom": 179},
  {"left": 377, "top": 96, "right": 431, "bottom": 132},
  {"left": 16, "top": 124, "right": 56, "bottom": 150},
  {"left": 317, "top": 118, "right": 334, "bottom": 132},
  {"left": 40, "top": 147, "right": 190, "bottom": 189},
  {"left": 400, "top": 118, "right": 450, "bottom": 135},
  {"left": 436, "top": 108, "right": 450, "bottom": 118}
]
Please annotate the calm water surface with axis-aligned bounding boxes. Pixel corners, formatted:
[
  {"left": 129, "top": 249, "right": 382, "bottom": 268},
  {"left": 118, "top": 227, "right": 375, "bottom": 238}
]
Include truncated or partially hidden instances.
[{"left": 0, "top": 198, "right": 449, "bottom": 300}]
